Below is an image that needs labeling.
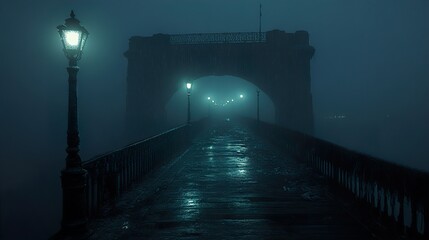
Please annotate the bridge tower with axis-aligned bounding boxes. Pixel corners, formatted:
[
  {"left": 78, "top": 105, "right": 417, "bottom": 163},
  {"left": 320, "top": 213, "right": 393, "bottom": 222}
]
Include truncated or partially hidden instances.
[{"left": 124, "top": 30, "right": 315, "bottom": 138}]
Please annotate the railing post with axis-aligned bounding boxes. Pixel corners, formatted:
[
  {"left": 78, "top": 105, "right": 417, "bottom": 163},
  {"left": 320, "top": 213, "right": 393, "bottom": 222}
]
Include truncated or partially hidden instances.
[
  {"left": 397, "top": 191, "right": 405, "bottom": 232},
  {"left": 410, "top": 199, "right": 418, "bottom": 236},
  {"left": 96, "top": 160, "right": 105, "bottom": 216},
  {"left": 424, "top": 203, "right": 429, "bottom": 238}
]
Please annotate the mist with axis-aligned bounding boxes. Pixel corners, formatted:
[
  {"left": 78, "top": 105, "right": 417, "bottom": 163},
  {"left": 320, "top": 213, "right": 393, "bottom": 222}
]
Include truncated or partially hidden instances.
[
  {"left": 0, "top": 0, "right": 428, "bottom": 239},
  {"left": 165, "top": 76, "right": 275, "bottom": 128}
]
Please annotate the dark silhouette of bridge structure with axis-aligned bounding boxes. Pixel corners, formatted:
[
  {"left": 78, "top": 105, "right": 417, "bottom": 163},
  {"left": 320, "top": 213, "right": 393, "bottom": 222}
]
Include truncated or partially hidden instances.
[
  {"left": 53, "top": 30, "right": 429, "bottom": 240},
  {"left": 125, "top": 30, "right": 314, "bottom": 139}
]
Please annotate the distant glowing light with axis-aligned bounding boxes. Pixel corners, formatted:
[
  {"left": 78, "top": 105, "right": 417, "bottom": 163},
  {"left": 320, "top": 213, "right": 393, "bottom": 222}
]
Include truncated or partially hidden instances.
[
  {"left": 227, "top": 100, "right": 230, "bottom": 103},
  {"left": 186, "top": 82, "right": 192, "bottom": 89},
  {"left": 231, "top": 99, "right": 234, "bottom": 102},
  {"left": 207, "top": 97, "right": 211, "bottom": 100},
  {"left": 64, "top": 31, "right": 80, "bottom": 46},
  {"left": 240, "top": 94, "right": 244, "bottom": 98},
  {"left": 212, "top": 100, "right": 215, "bottom": 103}
]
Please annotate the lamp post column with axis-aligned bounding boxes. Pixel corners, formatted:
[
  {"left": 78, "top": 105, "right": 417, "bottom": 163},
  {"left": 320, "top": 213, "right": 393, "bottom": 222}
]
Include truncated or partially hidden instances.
[{"left": 61, "top": 60, "right": 88, "bottom": 235}]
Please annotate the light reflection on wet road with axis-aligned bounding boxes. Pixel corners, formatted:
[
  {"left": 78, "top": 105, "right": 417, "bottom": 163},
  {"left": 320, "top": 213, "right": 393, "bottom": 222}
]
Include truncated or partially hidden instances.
[{"left": 91, "top": 122, "right": 376, "bottom": 239}]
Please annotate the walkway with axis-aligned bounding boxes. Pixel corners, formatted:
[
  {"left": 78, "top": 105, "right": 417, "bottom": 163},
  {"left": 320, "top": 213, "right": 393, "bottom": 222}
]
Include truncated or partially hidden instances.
[{"left": 91, "top": 122, "right": 377, "bottom": 239}]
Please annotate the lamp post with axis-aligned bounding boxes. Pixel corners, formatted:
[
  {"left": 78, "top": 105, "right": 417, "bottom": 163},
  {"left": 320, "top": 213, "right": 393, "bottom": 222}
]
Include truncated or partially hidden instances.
[
  {"left": 186, "top": 82, "right": 192, "bottom": 124},
  {"left": 57, "top": 10, "right": 89, "bottom": 236}
]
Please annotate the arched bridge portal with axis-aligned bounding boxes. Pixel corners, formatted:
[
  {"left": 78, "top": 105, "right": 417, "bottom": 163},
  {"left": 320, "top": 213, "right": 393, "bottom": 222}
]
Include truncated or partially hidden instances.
[{"left": 124, "top": 30, "right": 315, "bottom": 137}]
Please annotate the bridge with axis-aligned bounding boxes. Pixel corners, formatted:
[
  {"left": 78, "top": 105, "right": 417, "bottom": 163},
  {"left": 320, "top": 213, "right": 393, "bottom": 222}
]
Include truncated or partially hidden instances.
[{"left": 52, "top": 31, "right": 428, "bottom": 239}]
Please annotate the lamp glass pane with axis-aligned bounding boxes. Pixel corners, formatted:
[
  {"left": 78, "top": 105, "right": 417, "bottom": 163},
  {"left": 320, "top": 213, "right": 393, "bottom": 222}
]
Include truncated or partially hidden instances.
[
  {"left": 186, "top": 83, "right": 192, "bottom": 89},
  {"left": 63, "top": 30, "right": 81, "bottom": 50},
  {"left": 80, "top": 33, "right": 88, "bottom": 51}
]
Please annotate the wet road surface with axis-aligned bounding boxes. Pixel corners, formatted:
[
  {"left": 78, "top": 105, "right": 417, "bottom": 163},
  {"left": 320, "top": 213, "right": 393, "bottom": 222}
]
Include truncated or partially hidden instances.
[{"left": 91, "top": 122, "right": 376, "bottom": 239}]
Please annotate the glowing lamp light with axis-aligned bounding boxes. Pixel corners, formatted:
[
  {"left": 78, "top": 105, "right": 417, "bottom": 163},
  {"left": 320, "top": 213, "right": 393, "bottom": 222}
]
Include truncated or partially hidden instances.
[
  {"left": 207, "top": 97, "right": 211, "bottom": 100},
  {"left": 186, "top": 82, "right": 192, "bottom": 94},
  {"left": 240, "top": 94, "right": 244, "bottom": 98},
  {"left": 64, "top": 31, "right": 81, "bottom": 46},
  {"left": 57, "top": 11, "right": 89, "bottom": 64}
]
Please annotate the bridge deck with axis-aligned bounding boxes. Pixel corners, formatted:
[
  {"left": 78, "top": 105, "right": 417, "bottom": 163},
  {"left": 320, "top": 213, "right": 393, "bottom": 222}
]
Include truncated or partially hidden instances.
[{"left": 91, "top": 122, "right": 378, "bottom": 239}]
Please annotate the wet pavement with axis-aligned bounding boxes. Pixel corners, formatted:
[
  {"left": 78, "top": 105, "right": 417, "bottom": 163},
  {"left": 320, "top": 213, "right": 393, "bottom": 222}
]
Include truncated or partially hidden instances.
[{"left": 90, "top": 122, "right": 376, "bottom": 239}]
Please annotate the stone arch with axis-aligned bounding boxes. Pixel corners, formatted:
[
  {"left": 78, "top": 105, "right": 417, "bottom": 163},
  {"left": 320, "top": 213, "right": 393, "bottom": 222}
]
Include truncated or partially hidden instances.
[{"left": 164, "top": 75, "right": 276, "bottom": 126}]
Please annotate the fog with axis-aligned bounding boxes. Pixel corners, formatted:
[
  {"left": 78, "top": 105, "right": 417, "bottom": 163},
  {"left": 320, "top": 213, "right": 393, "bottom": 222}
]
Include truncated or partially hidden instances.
[
  {"left": 0, "top": 0, "right": 428, "bottom": 239},
  {"left": 165, "top": 76, "right": 275, "bottom": 128}
]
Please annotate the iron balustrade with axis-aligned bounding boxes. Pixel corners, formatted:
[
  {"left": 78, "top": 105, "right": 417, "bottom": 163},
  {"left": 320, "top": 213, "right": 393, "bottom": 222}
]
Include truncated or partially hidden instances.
[
  {"left": 249, "top": 119, "right": 429, "bottom": 238},
  {"left": 169, "top": 32, "right": 266, "bottom": 45},
  {"left": 82, "top": 120, "right": 207, "bottom": 218}
]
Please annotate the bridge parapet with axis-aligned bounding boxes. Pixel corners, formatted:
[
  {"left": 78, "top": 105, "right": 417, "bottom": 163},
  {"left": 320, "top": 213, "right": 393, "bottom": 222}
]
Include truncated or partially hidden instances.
[
  {"left": 81, "top": 119, "right": 207, "bottom": 218},
  {"left": 169, "top": 32, "right": 266, "bottom": 45}
]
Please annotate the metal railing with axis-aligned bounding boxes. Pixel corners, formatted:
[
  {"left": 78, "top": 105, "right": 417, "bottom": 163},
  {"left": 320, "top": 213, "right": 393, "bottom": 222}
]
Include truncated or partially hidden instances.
[
  {"left": 249, "top": 119, "right": 429, "bottom": 238},
  {"left": 82, "top": 120, "right": 207, "bottom": 218},
  {"left": 169, "top": 32, "right": 266, "bottom": 45}
]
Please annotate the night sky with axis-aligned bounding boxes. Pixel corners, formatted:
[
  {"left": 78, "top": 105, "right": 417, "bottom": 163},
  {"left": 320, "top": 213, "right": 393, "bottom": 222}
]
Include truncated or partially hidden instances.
[{"left": 0, "top": 1, "right": 428, "bottom": 239}]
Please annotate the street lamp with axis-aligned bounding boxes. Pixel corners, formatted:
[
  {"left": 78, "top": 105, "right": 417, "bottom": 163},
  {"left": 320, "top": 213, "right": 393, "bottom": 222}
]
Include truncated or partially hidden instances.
[
  {"left": 57, "top": 10, "right": 89, "bottom": 236},
  {"left": 240, "top": 94, "right": 244, "bottom": 99},
  {"left": 207, "top": 96, "right": 211, "bottom": 100},
  {"left": 186, "top": 82, "right": 192, "bottom": 124},
  {"left": 57, "top": 11, "right": 89, "bottom": 66}
]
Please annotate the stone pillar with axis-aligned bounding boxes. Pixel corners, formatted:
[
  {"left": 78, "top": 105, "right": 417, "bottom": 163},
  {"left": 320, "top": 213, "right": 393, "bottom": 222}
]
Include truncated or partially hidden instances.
[
  {"left": 271, "top": 31, "right": 314, "bottom": 134},
  {"left": 124, "top": 35, "right": 170, "bottom": 140}
]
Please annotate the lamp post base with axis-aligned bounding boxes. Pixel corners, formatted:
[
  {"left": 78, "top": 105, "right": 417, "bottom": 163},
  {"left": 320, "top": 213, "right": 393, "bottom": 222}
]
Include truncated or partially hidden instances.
[{"left": 59, "top": 167, "right": 88, "bottom": 238}]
